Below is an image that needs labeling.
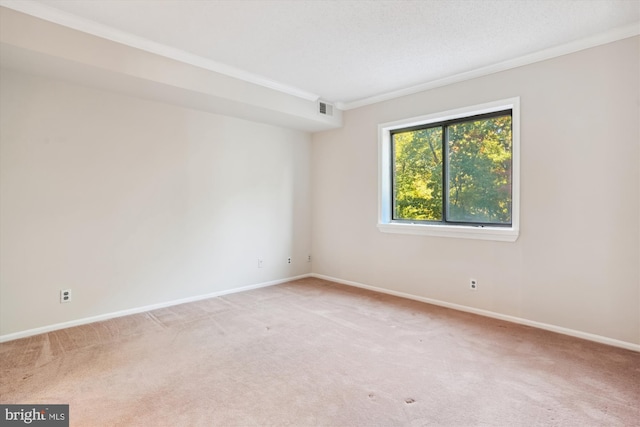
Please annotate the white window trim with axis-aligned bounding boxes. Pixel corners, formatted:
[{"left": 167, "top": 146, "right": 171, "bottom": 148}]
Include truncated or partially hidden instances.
[{"left": 378, "top": 97, "right": 520, "bottom": 242}]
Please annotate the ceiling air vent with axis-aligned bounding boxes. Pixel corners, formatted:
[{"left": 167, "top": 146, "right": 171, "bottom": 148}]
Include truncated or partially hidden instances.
[{"left": 318, "top": 101, "right": 334, "bottom": 116}]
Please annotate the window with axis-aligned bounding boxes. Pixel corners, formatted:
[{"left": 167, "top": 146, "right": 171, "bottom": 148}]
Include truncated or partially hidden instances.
[{"left": 378, "top": 98, "right": 519, "bottom": 241}]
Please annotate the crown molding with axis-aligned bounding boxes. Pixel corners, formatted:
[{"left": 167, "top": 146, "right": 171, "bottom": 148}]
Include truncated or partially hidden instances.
[
  {"left": 2, "top": 1, "right": 637, "bottom": 113},
  {"left": 0, "top": 0, "right": 320, "bottom": 102},
  {"left": 336, "top": 22, "right": 640, "bottom": 111}
]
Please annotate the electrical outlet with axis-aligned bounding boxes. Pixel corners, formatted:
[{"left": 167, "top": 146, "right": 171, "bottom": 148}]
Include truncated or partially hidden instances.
[
  {"left": 307, "top": 255, "right": 312, "bottom": 262},
  {"left": 60, "top": 289, "right": 72, "bottom": 303},
  {"left": 287, "top": 257, "right": 291, "bottom": 264},
  {"left": 257, "top": 258, "right": 264, "bottom": 268},
  {"left": 469, "top": 279, "right": 478, "bottom": 291}
]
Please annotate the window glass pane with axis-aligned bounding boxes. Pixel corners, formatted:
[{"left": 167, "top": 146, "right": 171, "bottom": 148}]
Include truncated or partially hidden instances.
[
  {"left": 392, "top": 127, "right": 443, "bottom": 221},
  {"left": 447, "top": 115, "right": 512, "bottom": 224}
]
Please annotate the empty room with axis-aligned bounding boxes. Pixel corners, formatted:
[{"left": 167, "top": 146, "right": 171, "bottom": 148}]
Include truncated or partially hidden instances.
[{"left": 1, "top": 1, "right": 639, "bottom": 426}]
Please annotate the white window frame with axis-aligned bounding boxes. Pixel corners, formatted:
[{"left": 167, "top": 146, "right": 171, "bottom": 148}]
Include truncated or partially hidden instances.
[{"left": 378, "top": 97, "right": 520, "bottom": 242}]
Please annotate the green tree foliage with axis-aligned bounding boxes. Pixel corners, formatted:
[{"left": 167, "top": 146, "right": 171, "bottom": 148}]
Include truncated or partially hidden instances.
[
  {"left": 393, "top": 114, "right": 512, "bottom": 224},
  {"left": 393, "top": 127, "right": 443, "bottom": 221}
]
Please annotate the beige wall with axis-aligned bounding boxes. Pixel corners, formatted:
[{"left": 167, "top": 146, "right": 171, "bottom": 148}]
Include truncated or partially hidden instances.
[
  {"left": 311, "top": 37, "right": 640, "bottom": 345},
  {"left": 0, "top": 69, "right": 312, "bottom": 336}
]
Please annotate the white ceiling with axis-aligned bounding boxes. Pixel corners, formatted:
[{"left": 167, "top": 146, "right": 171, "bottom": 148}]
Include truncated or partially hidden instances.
[{"left": 2, "top": 0, "right": 639, "bottom": 109}]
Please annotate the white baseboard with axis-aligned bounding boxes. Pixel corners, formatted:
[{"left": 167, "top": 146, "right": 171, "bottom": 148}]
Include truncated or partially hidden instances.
[
  {"left": 4, "top": 272, "right": 638, "bottom": 353},
  {"left": 310, "top": 273, "right": 640, "bottom": 353},
  {"left": 0, "top": 274, "right": 312, "bottom": 343}
]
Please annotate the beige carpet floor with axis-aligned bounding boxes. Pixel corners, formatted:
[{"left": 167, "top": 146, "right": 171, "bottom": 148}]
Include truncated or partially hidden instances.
[{"left": 1, "top": 277, "right": 639, "bottom": 426}]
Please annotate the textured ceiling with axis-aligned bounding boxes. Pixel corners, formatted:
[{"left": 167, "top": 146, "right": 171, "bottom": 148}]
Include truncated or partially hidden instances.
[{"left": 5, "top": 0, "right": 640, "bottom": 108}]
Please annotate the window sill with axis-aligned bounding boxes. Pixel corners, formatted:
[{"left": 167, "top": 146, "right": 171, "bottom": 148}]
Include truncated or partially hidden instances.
[{"left": 377, "top": 222, "right": 519, "bottom": 242}]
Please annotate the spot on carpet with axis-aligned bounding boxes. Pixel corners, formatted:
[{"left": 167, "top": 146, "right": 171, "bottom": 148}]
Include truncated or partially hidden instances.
[
  {"left": 368, "top": 393, "right": 375, "bottom": 399},
  {"left": 405, "top": 398, "right": 416, "bottom": 404}
]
